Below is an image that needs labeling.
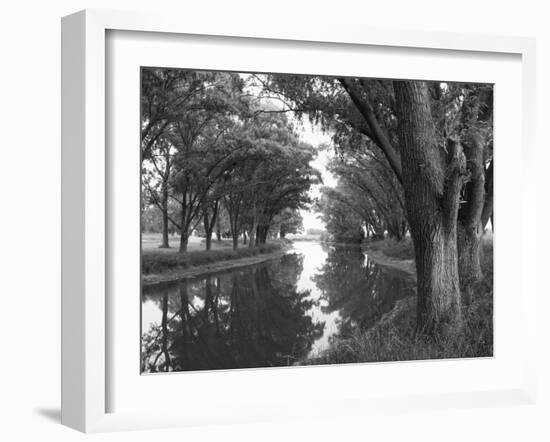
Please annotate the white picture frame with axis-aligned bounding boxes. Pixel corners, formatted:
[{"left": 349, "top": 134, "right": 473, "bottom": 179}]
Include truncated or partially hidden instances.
[{"left": 61, "top": 9, "right": 537, "bottom": 433}]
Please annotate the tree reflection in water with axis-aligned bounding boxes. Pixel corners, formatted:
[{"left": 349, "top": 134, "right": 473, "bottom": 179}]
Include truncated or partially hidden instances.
[
  {"left": 141, "top": 253, "right": 324, "bottom": 373},
  {"left": 313, "top": 245, "right": 415, "bottom": 338}
]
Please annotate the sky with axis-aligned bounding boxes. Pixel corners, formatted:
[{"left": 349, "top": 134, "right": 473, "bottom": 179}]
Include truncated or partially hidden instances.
[{"left": 294, "top": 119, "right": 336, "bottom": 231}]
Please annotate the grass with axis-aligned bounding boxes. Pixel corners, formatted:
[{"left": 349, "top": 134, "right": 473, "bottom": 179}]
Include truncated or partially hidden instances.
[
  {"left": 307, "top": 236, "right": 493, "bottom": 364},
  {"left": 142, "top": 239, "right": 289, "bottom": 275},
  {"left": 366, "top": 236, "right": 415, "bottom": 260}
]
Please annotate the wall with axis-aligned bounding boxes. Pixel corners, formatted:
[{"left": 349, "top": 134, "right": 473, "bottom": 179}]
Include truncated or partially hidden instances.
[{"left": 0, "top": 1, "right": 547, "bottom": 441}]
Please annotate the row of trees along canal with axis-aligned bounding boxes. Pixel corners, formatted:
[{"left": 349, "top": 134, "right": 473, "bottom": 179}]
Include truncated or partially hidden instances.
[
  {"left": 141, "top": 69, "right": 493, "bottom": 337},
  {"left": 141, "top": 70, "right": 318, "bottom": 254}
]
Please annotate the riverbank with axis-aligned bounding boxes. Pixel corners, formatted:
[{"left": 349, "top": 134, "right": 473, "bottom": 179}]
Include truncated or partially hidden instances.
[
  {"left": 307, "top": 235, "right": 493, "bottom": 364},
  {"left": 363, "top": 238, "right": 416, "bottom": 280},
  {"left": 142, "top": 240, "right": 291, "bottom": 287}
]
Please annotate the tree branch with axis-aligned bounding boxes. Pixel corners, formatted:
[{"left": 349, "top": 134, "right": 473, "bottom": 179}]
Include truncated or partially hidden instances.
[{"left": 338, "top": 78, "right": 403, "bottom": 183}]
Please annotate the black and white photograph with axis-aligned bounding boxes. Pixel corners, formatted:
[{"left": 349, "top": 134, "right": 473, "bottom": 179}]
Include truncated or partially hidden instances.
[
  {"left": 140, "top": 68, "right": 494, "bottom": 373},
  {"left": 4, "top": 0, "right": 549, "bottom": 439}
]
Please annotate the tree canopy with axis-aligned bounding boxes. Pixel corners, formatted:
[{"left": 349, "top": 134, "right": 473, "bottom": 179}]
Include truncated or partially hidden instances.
[{"left": 141, "top": 69, "right": 320, "bottom": 252}]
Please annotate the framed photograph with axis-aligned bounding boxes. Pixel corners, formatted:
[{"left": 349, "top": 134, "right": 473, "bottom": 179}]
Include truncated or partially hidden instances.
[{"left": 61, "top": 9, "right": 537, "bottom": 433}]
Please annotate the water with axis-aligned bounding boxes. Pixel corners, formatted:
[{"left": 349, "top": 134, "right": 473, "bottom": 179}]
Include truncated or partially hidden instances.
[{"left": 141, "top": 241, "right": 415, "bottom": 373}]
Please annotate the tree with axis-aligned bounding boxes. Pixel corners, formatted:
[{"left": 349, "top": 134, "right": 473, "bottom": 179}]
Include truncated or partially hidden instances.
[
  {"left": 316, "top": 187, "right": 365, "bottom": 243},
  {"left": 324, "top": 146, "right": 407, "bottom": 240},
  {"left": 259, "top": 74, "right": 493, "bottom": 333},
  {"left": 272, "top": 209, "right": 304, "bottom": 238},
  {"left": 201, "top": 197, "right": 220, "bottom": 251},
  {"left": 142, "top": 137, "right": 176, "bottom": 247},
  {"left": 220, "top": 111, "right": 319, "bottom": 250},
  {"left": 393, "top": 80, "right": 468, "bottom": 332},
  {"left": 141, "top": 69, "right": 245, "bottom": 248},
  {"left": 158, "top": 71, "right": 246, "bottom": 252},
  {"left": 453, "top": 85, "right": 493, "bottom": 301}
]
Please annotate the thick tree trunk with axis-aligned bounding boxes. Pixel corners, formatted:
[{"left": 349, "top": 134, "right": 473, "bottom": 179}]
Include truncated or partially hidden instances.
[
  {"left": 394, "top": 80, "right": 465, "bottom": 333},
  {"left": 179, "top": 198, "right": 189, "bottom": 253},
  {"left": 373, "top": 224, "right": 385, "bottom": 240},
  {"left": 243, "top": 231, "right": 247, "bottom": 245},
  {"left": 257, "top": 225, "right": 268, "bottom": 245},
  {"left": 179, "top": 230, "right": 189, "bottom": 253},
  {"left": 457, "top": 222, "right": 482, "bottom": 304},
  {"left": 413, "top": 224, "right": 462, "bottom": 333},
  {"left": 232, "top": 234, "right": 239, "bottom": 251},
  {"left": 205, "top": 232, "right": 212, "bottom": 251},
  {"left": 457, "top": 133, "right": 486, "bottom": 300}
]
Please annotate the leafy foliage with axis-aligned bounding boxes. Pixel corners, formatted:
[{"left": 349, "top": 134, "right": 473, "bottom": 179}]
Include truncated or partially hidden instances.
[{"left": 141, "top": 69, "right": 320, "bottom": 252}]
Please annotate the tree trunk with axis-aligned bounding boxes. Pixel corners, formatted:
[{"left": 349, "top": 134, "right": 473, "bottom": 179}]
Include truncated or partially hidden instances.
[
  {"left": 374, "top": 224, "right": 385, "bottom": 240},
  {"left": 216, "top": 220, "right": 222, "bottom": 241},
  {"left": 412, "top": 222, "right": 462, "bottom": 333},
  {"left": 179, "top": 282, "right": 190, "bottom": 366},
  {"left": 232, "top": 234, "right": 239, "bottom": 251},
  {"left": 249, "top": 219, "right": 258, "bottom": 249},
  {"left": 243, "top": 231, "right": 247, "bottom": 245},
  {"left": 202, "top": 200, "right": 219, "bottom": 252},
  {"left": 394, "top": 80, "right": 466, "bottom": 334},
  {"left": 160, "top": 183, "right": 170, "bottom": 248},
  {"left": 259, "top": 226, "right": 269, "bottom": 244},
  {"left": 254, "top": 225, "right": 261, "bottom": 246},
  {"left": 160, "top": 291, "right": 171, "bottom": 371},
  {"left": 179, "top": 230, "right": 189, "bottom": 253},
  {"left": 457, "top": 133, "right": 486, "bottom": 301},
  {"left": 457, "top": 222, "right": 482, "bottom": 304},
  {"left": 179, "top": 197, "right": 189, "bottom": 253}
]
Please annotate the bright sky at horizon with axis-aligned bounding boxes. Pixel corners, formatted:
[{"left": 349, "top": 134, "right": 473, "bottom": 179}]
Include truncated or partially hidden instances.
[{"left": 295, "top": 119, "right": 336, "bottom": 232}]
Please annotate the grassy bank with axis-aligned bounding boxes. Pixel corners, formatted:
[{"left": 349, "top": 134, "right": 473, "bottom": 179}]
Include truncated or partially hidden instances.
[
  {"left": 365, "top": 237, "right": 415, "bottom": 260},
  {"left": 142, "top": 240, "right": 289, "bottom": 275},
  {"left": 308, "top": 236, "right": 493, "bottom": 364}
]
